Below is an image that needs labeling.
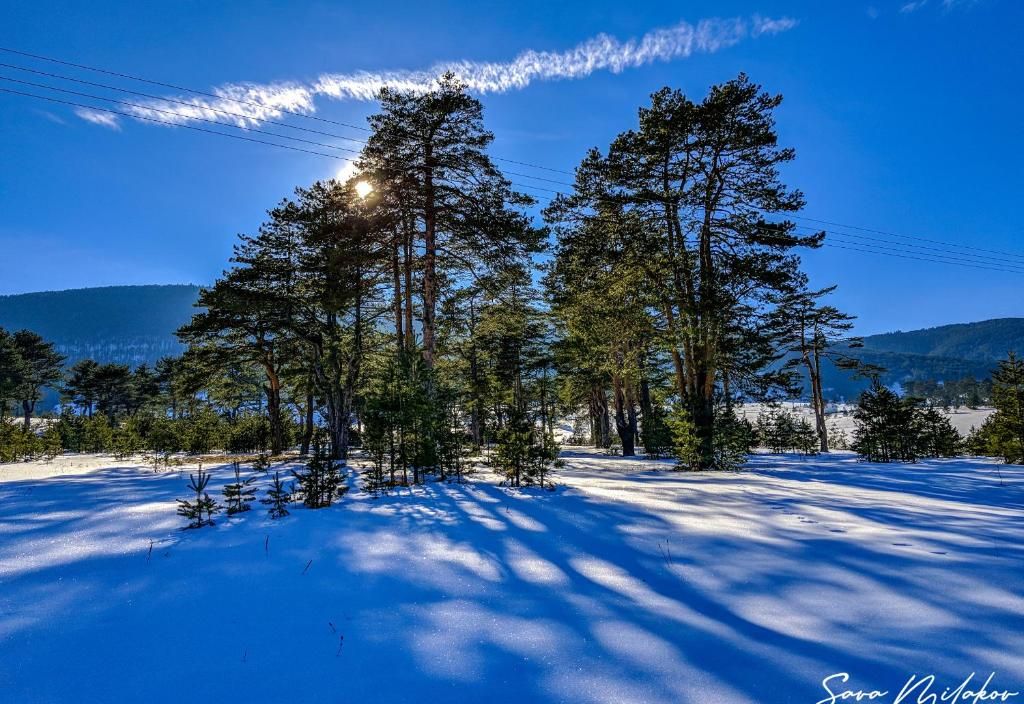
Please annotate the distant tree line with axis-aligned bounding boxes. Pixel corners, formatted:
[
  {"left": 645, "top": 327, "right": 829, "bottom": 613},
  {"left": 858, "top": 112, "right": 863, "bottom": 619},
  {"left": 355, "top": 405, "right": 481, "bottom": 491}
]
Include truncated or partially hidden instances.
[{"left": 8, "top": 71, "right": 1024, "bottom": 482}]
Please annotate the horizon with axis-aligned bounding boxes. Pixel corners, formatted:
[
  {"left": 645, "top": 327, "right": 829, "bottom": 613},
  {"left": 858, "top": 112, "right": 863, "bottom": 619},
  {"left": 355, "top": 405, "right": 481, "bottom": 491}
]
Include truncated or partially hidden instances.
[{"left": 6, "top": 281, "right": 1024, "bottom": 339}]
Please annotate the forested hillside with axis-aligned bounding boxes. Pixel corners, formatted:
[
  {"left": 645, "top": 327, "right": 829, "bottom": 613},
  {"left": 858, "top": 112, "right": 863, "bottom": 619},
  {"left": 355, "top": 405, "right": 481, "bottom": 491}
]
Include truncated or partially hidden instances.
[
  {"left": 860, "top": 318, "right": 1024, "bottom": 362},
  {"left": 0, "top": 285, "right": 199, "bottom": 366},
  {"left": 818, "top": 319, "right": 1024, "bottom": 400}
]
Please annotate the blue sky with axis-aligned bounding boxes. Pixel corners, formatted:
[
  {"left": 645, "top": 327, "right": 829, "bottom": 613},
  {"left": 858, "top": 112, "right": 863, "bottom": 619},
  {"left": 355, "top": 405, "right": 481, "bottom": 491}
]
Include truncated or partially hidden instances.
[{"left": 1, "top": 0, "right": 1021, "bottom": 334}]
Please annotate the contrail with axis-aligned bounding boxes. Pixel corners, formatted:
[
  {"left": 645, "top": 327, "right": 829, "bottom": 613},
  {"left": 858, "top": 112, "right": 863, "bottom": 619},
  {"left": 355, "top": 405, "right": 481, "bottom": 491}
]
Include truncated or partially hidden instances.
[{"left": 83, "top": 15, "right": 798, "bottom": 129}]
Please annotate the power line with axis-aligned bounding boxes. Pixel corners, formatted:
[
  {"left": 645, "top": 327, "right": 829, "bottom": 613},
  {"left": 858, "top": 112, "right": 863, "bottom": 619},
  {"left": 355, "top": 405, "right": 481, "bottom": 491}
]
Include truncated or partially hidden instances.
[
  {"left": 0, "top": 87, "right": 351, "bottom": 160},
  {"left": 521, "top": 185, "right": 1024, "bottom": 267},
  {"left": 785, "top": 223, "right": 1023, "bottom": 268},
  {"left": 0, "top": 75, "right": 578, "bottom": 189},
  {"left": 0, "top": 45, "right": 372, "bottom": 132},
  {"left": 819, "top": 242, "right": 1024, "bottom": 275},
  {"left": 3, "top": 55, "right": 1021, "bottom": 272},
  {"left": 4, "top": 45, "right": 1018, "bottom": 263},
  {"left": 0, "top": 61, "right": 369, "bottom": 146},
  {"left": 790, "top": 214, "right": 1024, "bottom": 263},
  {"left": 0, "top": 49, "right": 576, "bottom": 175},
  {"left": 0, "top": 76, "right": 365, "bottom": 155}
]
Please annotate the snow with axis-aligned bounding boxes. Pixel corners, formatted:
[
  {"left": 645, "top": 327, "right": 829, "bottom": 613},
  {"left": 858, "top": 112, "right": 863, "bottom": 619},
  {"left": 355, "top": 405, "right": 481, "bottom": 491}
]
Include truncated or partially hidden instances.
[
  {"left": 1, "top": 449, "right": 1022, "bottom": 703},
  {"left": 737, "top": 401, "right": 995, "bottom": 436}
]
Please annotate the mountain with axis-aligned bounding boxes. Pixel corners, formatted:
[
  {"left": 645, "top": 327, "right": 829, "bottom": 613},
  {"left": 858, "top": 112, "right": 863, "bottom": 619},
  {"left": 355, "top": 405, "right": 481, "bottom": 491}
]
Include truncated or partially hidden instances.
[
  {"left": 0, "top": 284, "right": 201, "bottom": 368},
  {"left": 2, "top": 284, "right": 1022, "bottom": 407},
  {"left": 857, "top": 318, "right": 1024, "bottom": 363},
  {"left": 819, "top": 318, "right": 1024, "bottom": 401}
]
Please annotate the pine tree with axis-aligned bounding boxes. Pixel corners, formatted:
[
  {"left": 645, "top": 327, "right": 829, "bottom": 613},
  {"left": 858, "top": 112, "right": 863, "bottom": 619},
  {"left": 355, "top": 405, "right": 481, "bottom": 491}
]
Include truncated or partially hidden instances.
[
  {"left": 252, "top": 453, "right": 271, "bottom": 473},
  {"left": 261, "top": 471, "right": 291, "bottom": 518},
  {"left": 177, "top": 470, "right": 219, "bottom": 528},
  {"left": 985, "top": 352, "right": 1024, "bottom": 463},
  {"left": 492, "top": 405, "right": 556, "bottom": 488},
  {"left": 545, "top": 76, "right": 824, "bottom": 469},
  {"left": 851, "top": 385, "right": 957, "bottom": 462},
  {"left": 10, "top": 330, "right": 65, "bottom": 431},
  {"left": 222, "top": 461, "right": 257, "bottom": 515},
  {"left": 773, "top": 283, "right": 880, "bottom": 452},
  {"left": 292, "top": 437, "right": 347, "bottom": 508},
  {"left": 916, "top": 407, "right": 961, "bottom": 458}
]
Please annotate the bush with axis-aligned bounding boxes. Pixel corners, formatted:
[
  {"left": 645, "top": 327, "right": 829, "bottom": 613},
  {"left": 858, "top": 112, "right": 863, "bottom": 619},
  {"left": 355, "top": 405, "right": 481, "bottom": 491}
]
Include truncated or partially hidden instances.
[
  {"left": 852, "top": 385, "right": 960, "bottom": 462},
  {"left": 0, "top": 423, "right": 42, "bottom": 462},
  {"left": 228, "top": 414, "right": 271, "bottom": 454},
  {"left": 668, "top": 404, "right": 750, "bottom": 470},
  {"left": 292, "top": 435, "right": 347, "bottom": 508},
  {"left": 81, "top": 415, "right": 113, "bottom": 453},
  {"left": 492, "top": 408, "right": 558, "bottom": 488},
  {"left": 112, "top": 419, "right": 144, "bottom": 459},
  {"left": 183, "top": 409, "right": 226, "bottom": 455}
]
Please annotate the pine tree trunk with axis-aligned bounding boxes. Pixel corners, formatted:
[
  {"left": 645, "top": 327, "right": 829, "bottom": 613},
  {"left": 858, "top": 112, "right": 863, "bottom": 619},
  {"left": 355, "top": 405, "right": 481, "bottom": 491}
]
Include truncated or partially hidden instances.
[
  {"left": 811, "top": 348, "right": 829, "bottom": 452},
  {"left": 612, "top": 377, "right": 636, "bottom": 456},
  {"left": 301, "top": 391, "right": 314, "bottom": 456},
  {"left": 421, "top": 150, "right": 437, "bottom": 368},
  {"left": 392, "top": 231, "right": 404, "bottom": 350},
  {"left": 403, "top": 227, "right": 415, "bottom": 350},
  {"left": 21, "top": 400, "right": 33, "bottom": 432},
  {"left": 590, "top": 386, "right": 611, "bottom": 448},
  {"left": 265, "top": 371, "right": 284, "bottom": 456}
]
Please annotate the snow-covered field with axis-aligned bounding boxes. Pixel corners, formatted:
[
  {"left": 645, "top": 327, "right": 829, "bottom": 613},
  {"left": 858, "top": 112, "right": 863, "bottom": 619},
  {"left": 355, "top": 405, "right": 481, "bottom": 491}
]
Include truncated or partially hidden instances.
[
  {"left": 737, "top": 402, "right": 995, "bottom": 436},
  {"left": 1, "top": 449, "right": 1022, "bottom": 703}
]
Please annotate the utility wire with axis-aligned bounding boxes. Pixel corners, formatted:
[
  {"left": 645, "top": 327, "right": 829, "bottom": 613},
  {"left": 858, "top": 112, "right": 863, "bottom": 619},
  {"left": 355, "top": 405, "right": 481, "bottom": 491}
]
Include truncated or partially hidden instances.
[
  {"left": 0, "top": 45, "right": 371, "bottom": 132},
  {"left": 0, "top": 48, "right": 575, "bottom": 174},
  {"left": 0, "top": 87, "right": 351, "bottom": 160},
  {"left": 0, "top": 61, "right": 369, "bottom": 145},
  {"left": 3, "top": 64, "right": 1021, "bottom": 273},
  {"left": 5, "top": 45, "right": 1020, "bottom": 262},
  {"left": 0, "top": 76, "right": 364, "bottom": 155}
]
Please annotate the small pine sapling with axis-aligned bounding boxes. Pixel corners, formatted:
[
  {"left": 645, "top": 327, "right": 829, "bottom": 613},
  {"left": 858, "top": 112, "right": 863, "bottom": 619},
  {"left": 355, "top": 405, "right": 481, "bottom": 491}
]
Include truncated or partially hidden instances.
[
  {"left": 261, "top": 471, "right": 292, "bottom": 518},
  {"left": 177, "top": 469, "right": 219, "bottom": 528},
  {"left": 292, "top": 439, "right": 347, "bottom": 508},
  {"left": 252, "top": 453, "right": 271, "bottom": 473},
  {"left": 223, "top": 461, "right": 257, "bottom": 515}
]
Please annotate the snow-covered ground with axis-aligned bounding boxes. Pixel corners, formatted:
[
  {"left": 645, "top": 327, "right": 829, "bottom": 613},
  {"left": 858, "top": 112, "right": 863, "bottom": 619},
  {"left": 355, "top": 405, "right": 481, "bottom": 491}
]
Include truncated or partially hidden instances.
[
  {"left": 1, "top": 449, "right": 1022, "bottom": 703},
  {"left": 737, "top": 402, "right": 995, "bottom": 437}
]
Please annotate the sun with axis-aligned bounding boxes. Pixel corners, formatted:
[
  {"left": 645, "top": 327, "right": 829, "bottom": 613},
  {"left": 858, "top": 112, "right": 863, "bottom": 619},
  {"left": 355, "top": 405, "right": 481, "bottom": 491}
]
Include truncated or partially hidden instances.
[{"left": 354, "top": 180, "right": 374, "bottom": 199}]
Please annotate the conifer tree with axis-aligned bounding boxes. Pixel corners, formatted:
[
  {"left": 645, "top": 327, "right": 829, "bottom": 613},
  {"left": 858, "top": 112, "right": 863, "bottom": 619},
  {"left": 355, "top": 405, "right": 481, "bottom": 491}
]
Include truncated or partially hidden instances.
[
  {"left": 0, "top": 329, "right": 23, "bottom": 422},
  {"left": 10, "top": 330, "right": 65, "bottom": 431},
  {"left": 546, "top": 76, "right": 824, "bottom": 469},
  {"left": 177, "top": 470, "right": 219, "bottom": 528},
  {"left": 916, "top": 407, "right": 961, "bottom": 458},
  {"left": 223, "top": 461, "right": 257, "bottom": 515},
  {"left": 292, "top": 436, "right": 347, "bottom": 508},
  {"left": 850, "top": 385, "right": 959, "bottom": 461},
  {"left": 359, "top": 73, "right": 542, "bottom": 369},
  {"left": 773, "top": 283, "right": 879, "bottom": 452},
  {"left": 262, "top": 471, "right": 291, "bottom": 518},
  {"left": 984, "top": 352, "right": 1024, "bottom": 463}
]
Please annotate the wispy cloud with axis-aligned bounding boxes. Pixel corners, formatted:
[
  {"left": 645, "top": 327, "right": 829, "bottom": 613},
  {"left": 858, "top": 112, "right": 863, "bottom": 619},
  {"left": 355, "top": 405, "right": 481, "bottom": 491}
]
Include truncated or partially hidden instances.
[
  {"left": 34, "top": 109, "right": 66, "bottom": 125},
  {"left": 74, "top": 107, "right": 121, "bottom": 130},
  {"left": 901, "top": 0, "right": 980, "bottom": 13},
  {"left": 76, "top": 15, "right": 797, "bottom": 130},
  {"left": 900, "top": 0, "right": 929, "bottom": 12},
  {"left": 314, "top": 16, "right": 796, "bottom": 100}
]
